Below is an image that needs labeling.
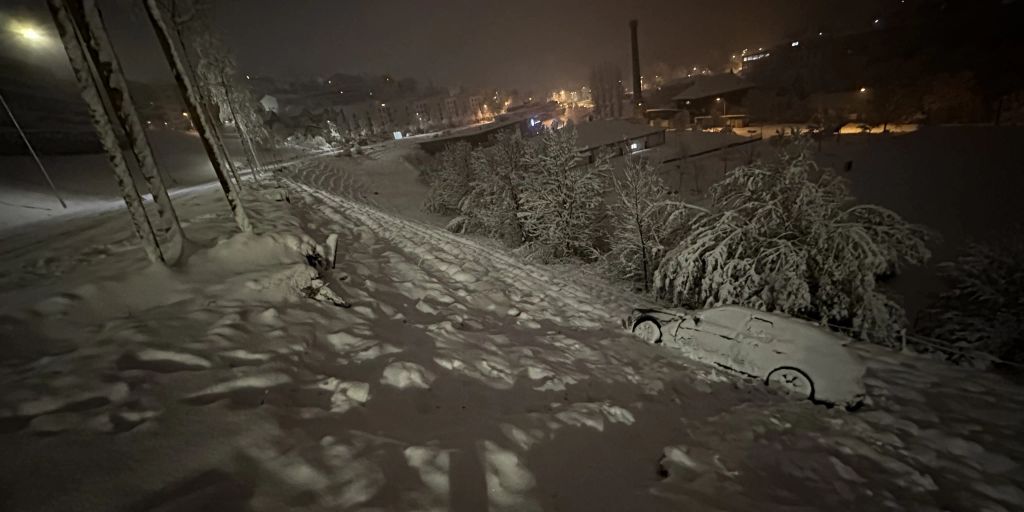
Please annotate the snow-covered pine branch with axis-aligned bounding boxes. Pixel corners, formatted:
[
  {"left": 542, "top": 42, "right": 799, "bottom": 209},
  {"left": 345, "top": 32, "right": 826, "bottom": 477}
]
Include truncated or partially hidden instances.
[
  {"left": 450, "top": 130, "right": 532, "bottom": 245},
  {"left": 653, "top": 138, "right": 930, "bottom": 344},
  {"left": 605, "top": 156, "right": 675, "bottom": 291},
  {"left": 519, "top": 127, "right": 607, "bottom": 262},
  {"left": 423, "top": 141, "right": 474, "bottom": 215}
]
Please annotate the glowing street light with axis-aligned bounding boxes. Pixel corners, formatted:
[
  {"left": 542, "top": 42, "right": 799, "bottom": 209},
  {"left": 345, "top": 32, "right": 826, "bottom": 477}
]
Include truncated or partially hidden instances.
[
  {"left": 9, "top": 20, "right": 52, "bottom": 48},
  {"left": 17, "top": 26, "right": 43, "bottom": 43}
]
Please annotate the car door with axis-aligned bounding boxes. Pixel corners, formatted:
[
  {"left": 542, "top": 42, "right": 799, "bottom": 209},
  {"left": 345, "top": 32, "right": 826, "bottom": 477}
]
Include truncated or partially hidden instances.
[
  {"left": 734, "top": 315, "right": 779, "bottom": 372},
  {"left": 681, "top": 308, "right": 752, "bottom": 361}
]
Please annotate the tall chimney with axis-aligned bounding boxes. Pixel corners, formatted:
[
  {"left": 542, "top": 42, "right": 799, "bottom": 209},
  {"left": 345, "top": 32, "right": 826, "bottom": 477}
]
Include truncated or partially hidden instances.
[{"left": 630, "top": 19, "right": 643, "bottom": 113}]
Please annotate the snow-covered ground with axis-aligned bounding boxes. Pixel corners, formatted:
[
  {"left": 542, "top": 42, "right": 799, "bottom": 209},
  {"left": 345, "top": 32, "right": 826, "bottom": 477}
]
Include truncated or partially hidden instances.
[
  {"left": 0, "top": 129, "right": 319, "bottom": 232},
  {"left": 1, "top": 157, "right": 1021, "bottom": 511}
]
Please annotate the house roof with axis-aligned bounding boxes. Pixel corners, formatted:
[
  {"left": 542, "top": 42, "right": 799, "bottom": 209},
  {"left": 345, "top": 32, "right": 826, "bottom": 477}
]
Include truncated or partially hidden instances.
[
  {"left": 574, "top": 119, "right": 663, "bottom": 151},
  {"left": 671, "top": 73, "right": 753, "bottom": 101}
]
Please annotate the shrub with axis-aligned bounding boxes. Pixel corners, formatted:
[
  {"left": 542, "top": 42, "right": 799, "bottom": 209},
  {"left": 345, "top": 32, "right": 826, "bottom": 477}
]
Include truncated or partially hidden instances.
[
  {"left": 920, "top": 240, "right": 1024, "bottom": 364},
  {"left": 519, "top": 128, "right": 608, "bottom": 261},
  {"left": 423, "top": 141, "right": 474, "bottom": 215},
  {"left": 654, "top": 139, "right": 930, "bottom": 343}
]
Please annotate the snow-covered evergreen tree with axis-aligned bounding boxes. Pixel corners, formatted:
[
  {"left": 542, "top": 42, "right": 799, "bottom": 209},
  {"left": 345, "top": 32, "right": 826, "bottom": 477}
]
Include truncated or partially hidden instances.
[
  {"left": 448, "top": 131, "right": 531, "bottom": 245},
  {"left": 519, "top": 128, "right": 608, "bottom": 261},
  {"left": 423, "top": 142, "right": 474, "bottom": 215},
  {"left": 654, "top": 139, "right": 930, "bottom": 344},
  {"left": 605, "top": 157, "right": 675, "bottom": 291},
  {"left": 921, "top": 240, "right": 1024, "bottom": 363}
]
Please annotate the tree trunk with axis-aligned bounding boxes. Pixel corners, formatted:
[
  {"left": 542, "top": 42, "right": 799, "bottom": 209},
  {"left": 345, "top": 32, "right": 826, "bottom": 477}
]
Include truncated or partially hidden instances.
[
  {"left": 48, "top": 0, "right": 165, "bottom": 264},
  {"left": 170, "top": 17, "right": 243, "bottom": 191},
  {"left": 144, "top": 0, "right": 251, "bottom": 232},
  {"left": 76, "top": 0, "right": 186, "bottom": 262},
  {"left": 222, "top": 81, "right": 262, "bottom": 182},
  {"left": 204, "top": 99, "right": 244, "bottom": 187}
]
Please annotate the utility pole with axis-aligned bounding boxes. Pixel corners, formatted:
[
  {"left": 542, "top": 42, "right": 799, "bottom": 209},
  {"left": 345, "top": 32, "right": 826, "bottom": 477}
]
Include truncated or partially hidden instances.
[{"left": 0, "top": 91, "right": 67, "bottom": 209}]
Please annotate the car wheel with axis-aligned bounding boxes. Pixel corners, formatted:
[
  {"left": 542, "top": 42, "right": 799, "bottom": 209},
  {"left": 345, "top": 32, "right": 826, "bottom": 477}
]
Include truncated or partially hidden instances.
[
  {"left": 632, "top": 318, "right": 662, "bottom": 345},
  {"left": 766, "top": 367, "right": 814, "bottom": 401}
]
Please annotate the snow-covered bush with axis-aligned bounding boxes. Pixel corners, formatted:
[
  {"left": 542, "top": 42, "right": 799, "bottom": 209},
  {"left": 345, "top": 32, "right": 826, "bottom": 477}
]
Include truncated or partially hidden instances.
[
  {"left": 448, "top": 131, "right": 532, "bottom": 245},
  {"left": 604, "top": 157, "right": 683, "bottom": 291},
  {"left": 423, "top": 142, "right": 474, "bottom": 215},
  {"left": 518, "top": 128, "right": 609, "bottom": 261},
  {"left": 920, "top": 240, "right": 1024, "bottom": 364},
  {"left": 654, "top": 139, "right": 930, "bottom": 344}
]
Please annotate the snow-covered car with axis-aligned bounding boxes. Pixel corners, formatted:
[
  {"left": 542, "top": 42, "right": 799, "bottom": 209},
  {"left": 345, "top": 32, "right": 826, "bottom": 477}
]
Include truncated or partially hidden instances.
[{"left": 626, "top": 305, "right": 866, "bottom": 410}]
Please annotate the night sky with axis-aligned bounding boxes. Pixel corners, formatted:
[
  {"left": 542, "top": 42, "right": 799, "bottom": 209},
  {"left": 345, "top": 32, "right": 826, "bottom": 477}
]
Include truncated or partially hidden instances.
[{"left": 3, "top": 0, "right": 894, "bottom": 90}]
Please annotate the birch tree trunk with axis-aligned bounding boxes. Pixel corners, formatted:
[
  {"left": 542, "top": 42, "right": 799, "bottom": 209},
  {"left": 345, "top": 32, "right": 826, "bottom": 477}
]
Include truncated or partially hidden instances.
[
  {"left": 76, "top": 0, "right": 186, "bottom": 262},
  {"left": 223, "top": 86, "right": 262, "bottom": 182},
  {"left": 167, "top": 0, "right": 243, "bottom": 191},
  {"left": 47, "top": 0, "right": 165, "bottom": 264},
  {"left": 144, "top": 0, "right": 251, "bottom": 232}
]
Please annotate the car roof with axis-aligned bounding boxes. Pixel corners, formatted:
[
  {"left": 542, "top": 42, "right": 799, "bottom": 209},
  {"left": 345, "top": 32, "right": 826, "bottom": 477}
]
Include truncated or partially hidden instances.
[{"left": 700, "top": 306, "right": 850, "bottom": 345}]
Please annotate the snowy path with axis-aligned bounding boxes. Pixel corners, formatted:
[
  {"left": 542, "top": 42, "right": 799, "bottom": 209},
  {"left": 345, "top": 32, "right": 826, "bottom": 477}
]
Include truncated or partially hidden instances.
[{"left": 0, "top": 157, "right": 1021, "bottom": 511}]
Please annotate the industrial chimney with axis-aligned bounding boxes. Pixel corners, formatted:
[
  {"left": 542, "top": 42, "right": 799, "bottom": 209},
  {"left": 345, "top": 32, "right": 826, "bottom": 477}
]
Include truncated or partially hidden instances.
[{"left": 629, "top": 19, "right": 643, "bottom": 114}]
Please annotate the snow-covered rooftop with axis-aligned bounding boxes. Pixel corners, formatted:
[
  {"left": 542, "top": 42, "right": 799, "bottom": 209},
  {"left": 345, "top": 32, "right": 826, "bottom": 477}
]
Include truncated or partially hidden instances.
[
  {"left": 574, "top": 119, "right": 663, "bottom": 151},
  {"left": 671, "top": 73, "right": 754, "bottom": 101}
]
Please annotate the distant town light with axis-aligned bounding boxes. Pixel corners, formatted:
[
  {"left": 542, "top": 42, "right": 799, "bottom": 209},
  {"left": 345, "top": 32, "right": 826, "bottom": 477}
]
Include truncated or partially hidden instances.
[
  {"left": 381, "top": 103, "right": 386, "bottom": 107},
  {"left": 715, "top": 97, "right": 722, "bottom": 102},
  {"left": 791, "top": 41, "right": 800, "bottom": 47},
  {"left": 182, "top": 112, "right": 189, "bottom": 117},
  {"left": 818, "top": 31, "right": 824, "bottom": 36},
  {"left": 874, "top": 18, "right": 880, "bottom": 24},
  {"left": 859, "top": 87, "right": 868, "bottom": 93},
  {"left": 245, "top": 74, "right": 251, "bottom": 80}
]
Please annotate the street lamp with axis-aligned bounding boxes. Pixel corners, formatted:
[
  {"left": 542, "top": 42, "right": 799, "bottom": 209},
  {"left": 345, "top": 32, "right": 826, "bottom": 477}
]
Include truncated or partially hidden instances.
[{"left": 9, "top": 20, "right": 51, "bottom": 47}]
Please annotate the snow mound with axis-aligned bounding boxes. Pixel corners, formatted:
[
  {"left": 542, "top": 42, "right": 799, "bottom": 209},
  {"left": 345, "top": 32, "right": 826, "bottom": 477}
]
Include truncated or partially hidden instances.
[{"left": 381, "top": 361, "right": 435, "bottom": 389}]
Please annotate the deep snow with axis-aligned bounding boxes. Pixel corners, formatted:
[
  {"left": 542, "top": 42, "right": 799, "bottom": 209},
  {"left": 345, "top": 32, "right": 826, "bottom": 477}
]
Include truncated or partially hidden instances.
[{"left": 0, "top": 157, "right": 1021, "bottom": 511}]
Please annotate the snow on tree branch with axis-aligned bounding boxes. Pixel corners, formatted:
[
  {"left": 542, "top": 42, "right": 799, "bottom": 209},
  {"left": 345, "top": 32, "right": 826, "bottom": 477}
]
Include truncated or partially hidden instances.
[{"left": 653, "top": 138, "right": 930, "bottom": 344}]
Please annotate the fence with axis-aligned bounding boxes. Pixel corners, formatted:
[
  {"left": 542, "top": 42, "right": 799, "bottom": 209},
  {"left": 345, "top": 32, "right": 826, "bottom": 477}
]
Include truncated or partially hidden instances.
[{"left": 814, "top": 318, "right": 1024, "bottom": 370}]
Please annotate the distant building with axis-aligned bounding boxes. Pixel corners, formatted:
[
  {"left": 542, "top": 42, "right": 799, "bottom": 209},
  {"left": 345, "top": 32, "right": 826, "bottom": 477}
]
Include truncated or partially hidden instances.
[
  {"left": 671, "top": 73, "right": 754, "bottom": 110},
  {"left": 574, "top": 119, "right": 666, "bottom": 162},
  {"left": 668, "top": 73, "right": 754, "bottom": 128}
]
